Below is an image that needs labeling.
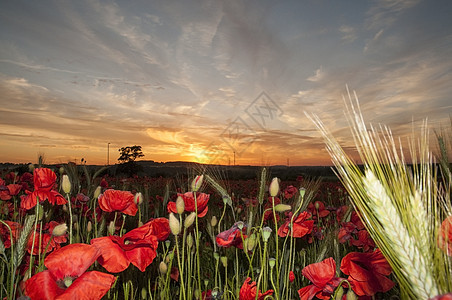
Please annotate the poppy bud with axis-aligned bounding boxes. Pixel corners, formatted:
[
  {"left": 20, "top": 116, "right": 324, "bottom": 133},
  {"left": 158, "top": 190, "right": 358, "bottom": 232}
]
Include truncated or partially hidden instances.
[
  {"left": 194, "top": 289, "right": 201, "bottom": 300},
  {"left": 52, "top": 223, "right": 68, "bottom": 237},
  {"left": 141, "top": 287, "right": 147, "bottom": 300},
  {"left": 169, "top": 213, "right": 180, "bottom": 235},
  {"left": 274, "top": 204, "right": 291, "bottom": 212},
  {"left": 191, "top": 175, "right": 204, "bottom": 192},
  {"left": 184, "top": 212, "right": 196, "bottom": 228},
  {"left": 107, "top": 221, "right": 115, "bottom": 235},
  {"left": 220, "top": 256, "right": 228, "bottom": 268},
  {"left": 335, "top": 287, "right": 344, "bottom": 299},
  {"left": 59, "top": 167, "right": 65, "bottom": 175},
  {"left": 246, "top": 233, "right": 256, "bottom": 251},
  {"left": 62, "top": 175, "right": 71, "bottom": 194},
  {"left": 134, "top": 192, "right": 143, "bottom": 205},
  {"left": 87, "top": 221, "right": 92, "bottom": 233},
  {"left": 346, "top": 289, "right": 358, "bottom": 300},
  {"left": 269, "top": 177, "right": 280, "bottom": 197},
  {"left": 28, "top": 164, "right": 35, "bottom": 172},
  {"left": 210, "top": 216, "right": 218, "bottom": 227},
  {"left": 187, "top": 233, "right": 194, "bottom": 248},
  {"left": 93, "top": 186, "right": 102, "bottom": 200},
  {"left": 159, "top": 261, "right": 168, "bottom": 274},
  {"left": 314, "top": 201, "right": 320, "bottom": 210},
  {"left": 176, "top": 196, "right": 185, "bottom": 214}
]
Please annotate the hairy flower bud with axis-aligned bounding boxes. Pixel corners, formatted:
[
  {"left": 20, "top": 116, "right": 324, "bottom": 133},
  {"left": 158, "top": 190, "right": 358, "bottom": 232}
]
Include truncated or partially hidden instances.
[
  {"left": 269, "top": 177, "right": 280, "bottom": 197},
  {"left": 159, "top": 261, "right": 168, "bottom": 274},
  {"left": 191, "top": 175, "right": 204, "bottom": 192},
  {"left": 87, "top": 221, "right": 92, "bottom": 233},
  {"left": 210, "top": 216, "right": 218, "bottom": 227},
  {"left": 220, "top": 256, "right": 228, "bottom": 268},
  {"left": 134, "top": 192, "right": 143, "bottom": 205},
  {"left": 245, "top": 233, "right": 256, "bottom": 252},
  {"left": 93, "top": 186, "right": 102, "bottom": 200},
  {"left": 184, "top": 212, "right": 196, "bottom": 228},
  {"left": 52, "top": 223, "right": 68, "bottom": 237},
  {"left": 176, "top": 195, "right": 185, "bottom": 214},
  {"left": 187, "top": 233, "right": 194, "bottom": 248},
  {"left": 169, "top": 213, "right": 180, "bottom": 235},
  {"left": 107, "top": 221, "right": 115, "bottom": 236},
  {"left": 62, "top": 175, "right": 71, "bottom": 194},
  {"left": 274, "top": 204, "right": 291, "bottom": 213}
]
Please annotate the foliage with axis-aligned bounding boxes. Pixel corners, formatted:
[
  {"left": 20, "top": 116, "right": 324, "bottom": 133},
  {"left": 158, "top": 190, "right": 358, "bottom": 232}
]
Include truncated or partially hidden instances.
[{"left": 117, "top": 145, "right": 144, "bottom": 163}]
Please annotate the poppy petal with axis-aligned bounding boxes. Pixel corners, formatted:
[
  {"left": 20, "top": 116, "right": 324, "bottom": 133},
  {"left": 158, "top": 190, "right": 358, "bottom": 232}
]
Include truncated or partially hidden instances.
[
  {"left": 302, "top": 257, "right": 336, "bottom": 288},
  {"left": 91, "top": 237, "right": 130, "bottom": 273},
  {"left": 25, "top": 270, "right": 64, "bottom": 300},
  {"left": 125, "top": 241, "right": 158, "bottom": 272},
  {"left": 45, "top": 243, "right": 99, "bottom": 280},
  {"left": 56, "top": 271, "right": 116, "bottom": 300}
]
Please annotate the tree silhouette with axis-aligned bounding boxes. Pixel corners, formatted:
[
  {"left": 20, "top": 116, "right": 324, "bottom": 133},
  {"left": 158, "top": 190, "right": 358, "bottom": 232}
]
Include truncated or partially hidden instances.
[{"left": 117, "top": 145, "right": 144, "bottom": 163}]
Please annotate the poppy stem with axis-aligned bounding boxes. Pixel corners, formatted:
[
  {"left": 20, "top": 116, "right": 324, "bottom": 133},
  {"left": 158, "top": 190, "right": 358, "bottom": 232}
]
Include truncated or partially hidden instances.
[
  {"left": 193, "top": 192, "right": 202, "bottom": 295},
  {"left": 66, "top": 194, "right": 73, "bottom": 244}
]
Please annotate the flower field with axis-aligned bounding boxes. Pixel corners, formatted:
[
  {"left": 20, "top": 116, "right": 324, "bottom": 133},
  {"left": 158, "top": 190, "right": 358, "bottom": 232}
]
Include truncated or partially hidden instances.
[
  {"left": 1, "top": 102, "right": 451, "bottom": 300},
  {"left": 1, "top": 163, "right": 396, "bottom": 300}
]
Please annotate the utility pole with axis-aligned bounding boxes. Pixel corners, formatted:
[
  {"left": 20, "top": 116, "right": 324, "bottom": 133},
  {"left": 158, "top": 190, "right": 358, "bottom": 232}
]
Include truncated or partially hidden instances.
[{"left": 107, "top": 143, "right": 111, "bottom": 165}]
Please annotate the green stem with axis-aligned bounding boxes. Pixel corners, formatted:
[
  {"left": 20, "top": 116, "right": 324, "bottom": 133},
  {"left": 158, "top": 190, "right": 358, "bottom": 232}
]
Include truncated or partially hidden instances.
[
  {"left": 194, "top": 192, "right": 202, "bottom": 294},
  {"left": 256, "top": 241, "right": 268, "bottom": 300},
  {"left": 271, "top": 196, "right": 280, "bottom": 295},
  {"left": 175, "top": 234, "right": 186, "bottom": 300},
  {"left": 28, "top": 202, "right": 40, "bottom": 279},
  {"left": 66, "top": 194, "right": 73, "bottom": 244}
]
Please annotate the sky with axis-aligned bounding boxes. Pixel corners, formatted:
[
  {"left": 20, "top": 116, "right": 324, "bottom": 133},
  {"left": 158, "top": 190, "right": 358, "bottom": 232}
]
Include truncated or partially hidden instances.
[{"left": 0, "top": 0, "right": 451, "bottom": 166}]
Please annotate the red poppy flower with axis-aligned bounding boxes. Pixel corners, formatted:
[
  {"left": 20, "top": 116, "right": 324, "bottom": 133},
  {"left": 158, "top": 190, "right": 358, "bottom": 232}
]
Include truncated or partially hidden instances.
[
  {"left": 98, "top": 189, "right": 138, "bottom": 216},
  {"left": 216, "top": 222, "right": 247, "bottom": 249},
  {"left": 350, "top": 229, "right": 375, "bottom": 252},
  {"left": 239, "top": 277, "right": 273, "bottom": 300},
  {"left": 278, "top": 211, "right": 314, "bottom": 238},
  {"left": 307, "top": 201, "right": 330, "bottom": 218},
  {"left": 24, "top": 243, "right": 115, "bottom": 300},
  {"left": 438, "top": 216, "right": 452, "bottom": 256},
  {"left": 167, "top": 192, "right": 210, "bottom": 217},
  {"left": 284, "top": 185, "right": 298, "bottom": 199},
  {"left": 298, "top": 257, "right": 345, "bottom": 300},
  {"left": 7, "top": 183, "right": 22, "bottom": 196},
  {"left": 90, "top": 218, "right": 169, "bottom": 272},
  {"left": 20, "top": 168, "right": 66, "bottom": 210},
  {"left": 340, "top": 249, "right": 394, "bottom": 297},
  {"left": 0, "top": 220, "right": 21, "bottom": 248},
  {"left": 338, "top": 222, "right": 357, "bottom": 244}
]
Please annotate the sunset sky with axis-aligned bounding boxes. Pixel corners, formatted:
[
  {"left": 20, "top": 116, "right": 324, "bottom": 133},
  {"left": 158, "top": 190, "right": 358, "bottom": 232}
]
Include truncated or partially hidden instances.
[{"left": 1, "top": 1, "right": 451, "bottom": 166}]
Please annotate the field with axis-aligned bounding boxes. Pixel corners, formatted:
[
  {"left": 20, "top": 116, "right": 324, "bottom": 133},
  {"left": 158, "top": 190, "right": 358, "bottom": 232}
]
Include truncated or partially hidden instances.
[{"left": 1, "top": 112, "right": 451, "bottom": 300}]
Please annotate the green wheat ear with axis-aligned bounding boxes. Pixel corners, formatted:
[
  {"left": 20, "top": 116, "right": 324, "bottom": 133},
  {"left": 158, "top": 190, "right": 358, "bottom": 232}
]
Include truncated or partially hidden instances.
[{"left": 14, "top": 214, "right": 35, "bottom": 269}]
